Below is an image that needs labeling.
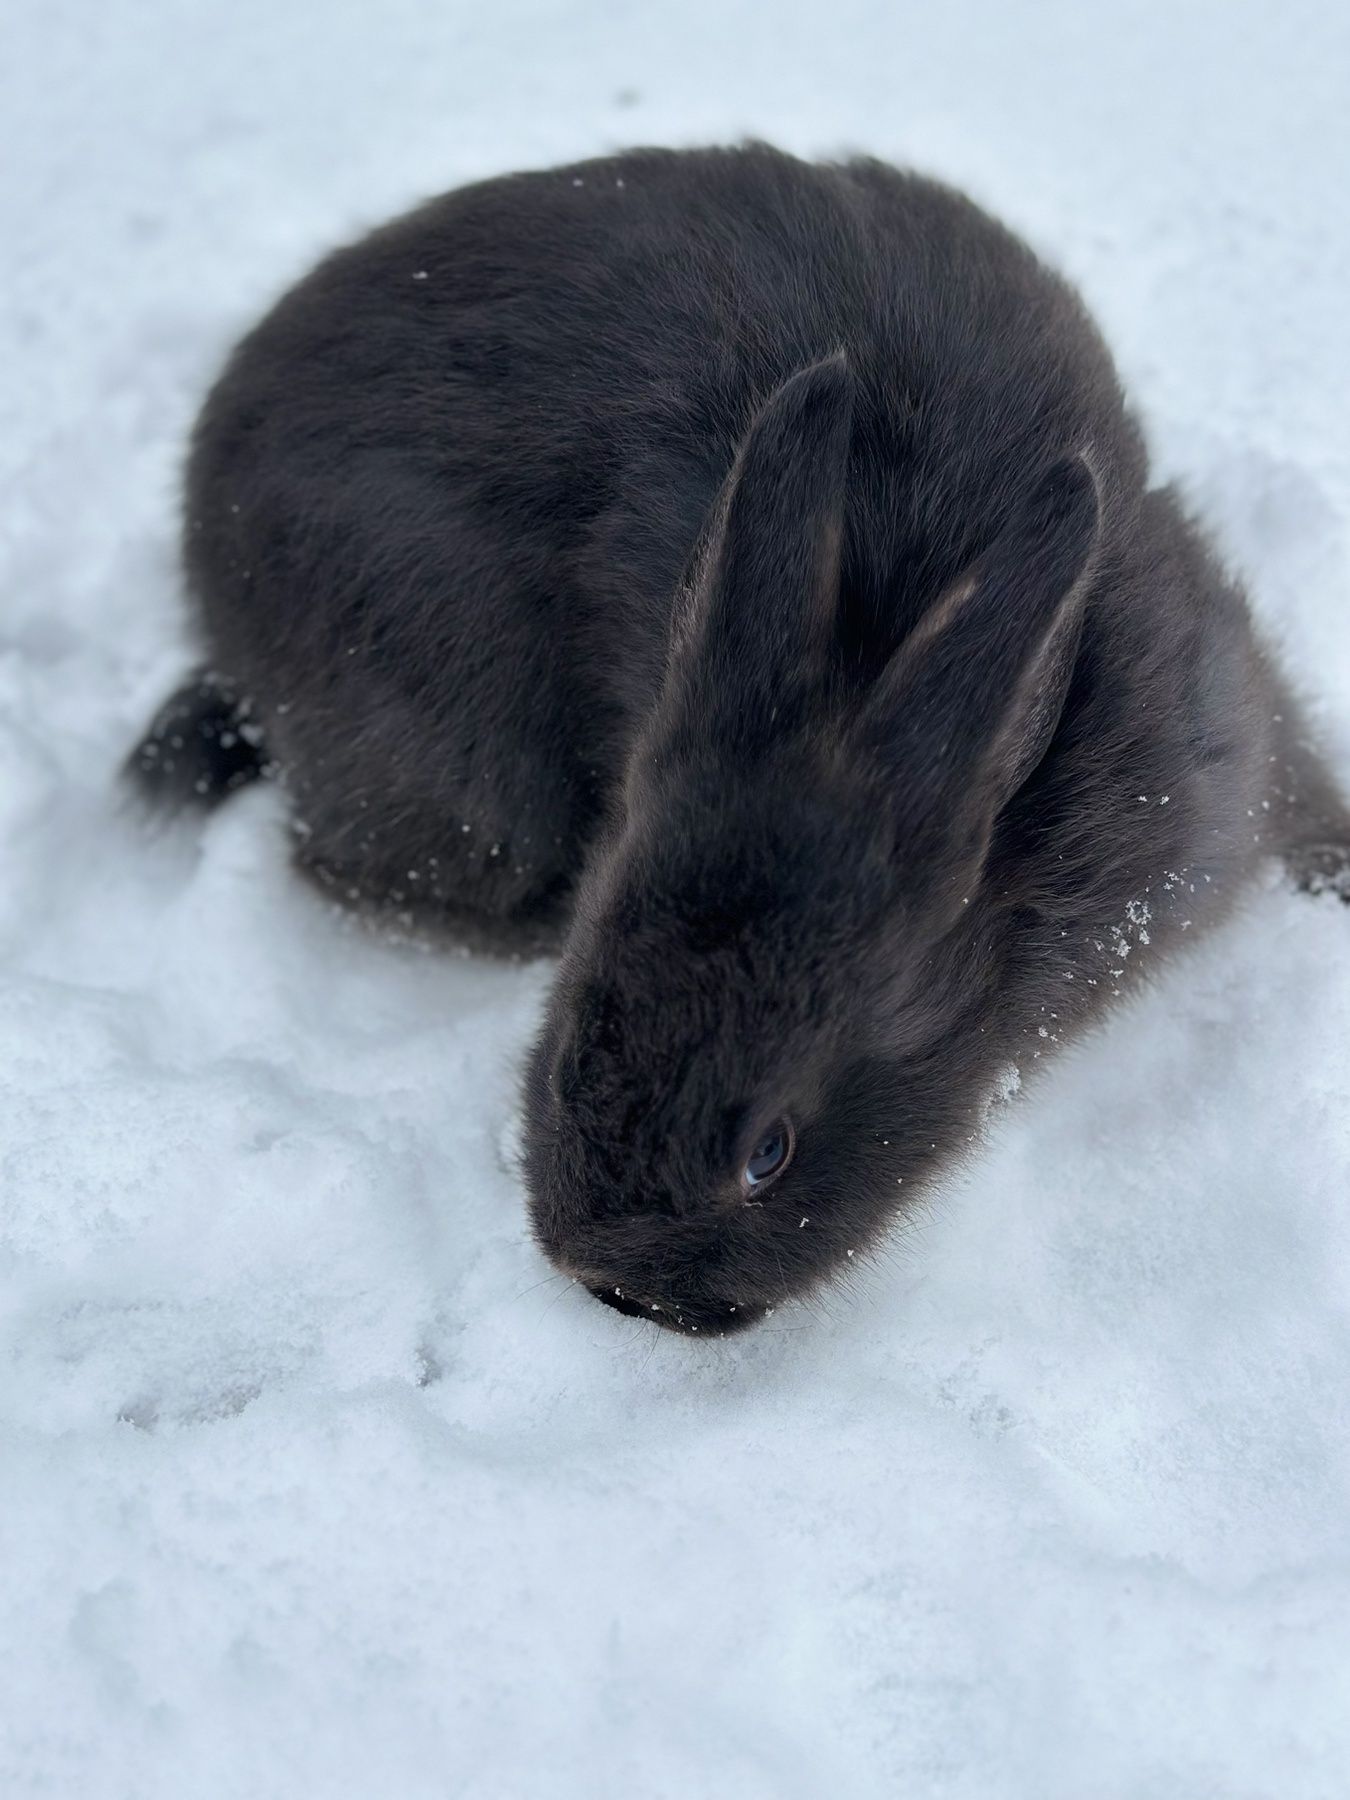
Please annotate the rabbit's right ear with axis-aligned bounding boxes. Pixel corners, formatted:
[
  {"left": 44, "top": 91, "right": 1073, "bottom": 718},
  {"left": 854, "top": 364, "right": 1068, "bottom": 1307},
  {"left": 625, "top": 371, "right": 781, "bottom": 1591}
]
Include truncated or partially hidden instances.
[
  {"left": 856, "top": 456, "right": 1101, "bottom": 900},
  {"left": 668, "top": 354, "right": 853, "bottom": 747}
]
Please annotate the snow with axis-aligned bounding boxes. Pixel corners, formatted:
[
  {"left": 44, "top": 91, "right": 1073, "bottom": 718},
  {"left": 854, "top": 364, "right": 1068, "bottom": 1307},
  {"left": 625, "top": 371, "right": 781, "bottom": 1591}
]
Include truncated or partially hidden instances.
[{"left": 3, "top": 1, "right": 1350, "bottom": 1794}]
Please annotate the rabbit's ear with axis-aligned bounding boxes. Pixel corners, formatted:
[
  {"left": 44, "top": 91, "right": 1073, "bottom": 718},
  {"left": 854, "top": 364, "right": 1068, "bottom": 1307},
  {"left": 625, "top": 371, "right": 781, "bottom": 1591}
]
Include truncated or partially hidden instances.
[
  {"left": 858, "top": 456, "right": 1101, "bottom": 884},
  {"left": 676, "top": 355, "right": 853, "bottom": 739}
]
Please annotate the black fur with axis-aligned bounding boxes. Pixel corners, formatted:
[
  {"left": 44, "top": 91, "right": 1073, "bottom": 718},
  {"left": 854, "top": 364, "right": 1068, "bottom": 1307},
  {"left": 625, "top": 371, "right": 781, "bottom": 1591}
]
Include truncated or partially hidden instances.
[
  {"left": 130, "top": 143, "right": 1350, "bottom": 1334},
  {"left": 125, "top": 670, "right": 268, "bottom": 809}
]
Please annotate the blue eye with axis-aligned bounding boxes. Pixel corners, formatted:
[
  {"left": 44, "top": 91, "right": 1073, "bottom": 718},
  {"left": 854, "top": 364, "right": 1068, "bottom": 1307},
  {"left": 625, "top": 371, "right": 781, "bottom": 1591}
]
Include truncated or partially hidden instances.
[{"left": 742, "top": 1118, "right": 795, "bottom": 1189}]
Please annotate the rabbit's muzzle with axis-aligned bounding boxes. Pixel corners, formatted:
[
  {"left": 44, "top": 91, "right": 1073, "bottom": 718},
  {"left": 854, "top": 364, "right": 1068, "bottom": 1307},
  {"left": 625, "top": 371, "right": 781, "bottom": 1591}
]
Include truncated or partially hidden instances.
[{"left": 586, "top": 1283, "right": 767, "bottom": 1337}]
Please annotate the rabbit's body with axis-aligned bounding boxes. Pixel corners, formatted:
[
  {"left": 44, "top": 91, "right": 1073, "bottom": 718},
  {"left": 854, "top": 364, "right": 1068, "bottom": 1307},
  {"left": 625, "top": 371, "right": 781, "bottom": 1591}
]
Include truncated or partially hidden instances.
[{"left": 132, "top": 144, "right": 1348, "bottom": 1332}]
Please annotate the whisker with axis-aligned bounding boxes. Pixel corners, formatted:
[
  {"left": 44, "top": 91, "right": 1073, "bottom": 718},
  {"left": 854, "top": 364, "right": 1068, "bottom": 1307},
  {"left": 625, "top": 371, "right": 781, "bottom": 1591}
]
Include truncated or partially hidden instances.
[
  {"left": 536, "top": 1275, "right": 582, "bottom": 1323},
  {"left": 512, "top": 1271, "right": 568, "bottom": 1303}
]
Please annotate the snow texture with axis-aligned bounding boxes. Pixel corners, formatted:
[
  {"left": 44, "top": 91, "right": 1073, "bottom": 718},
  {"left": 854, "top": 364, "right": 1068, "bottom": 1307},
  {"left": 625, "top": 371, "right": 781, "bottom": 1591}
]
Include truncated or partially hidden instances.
[{"left": 3, "top": 3, "right": 1350, "bottom": 1795}]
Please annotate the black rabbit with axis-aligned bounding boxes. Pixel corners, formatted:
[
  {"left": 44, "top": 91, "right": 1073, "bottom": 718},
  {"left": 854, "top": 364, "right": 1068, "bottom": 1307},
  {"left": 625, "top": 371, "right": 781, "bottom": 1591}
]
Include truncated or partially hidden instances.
[{"left": 129, "top": 144, "right": 1349, "bottom": 1334}]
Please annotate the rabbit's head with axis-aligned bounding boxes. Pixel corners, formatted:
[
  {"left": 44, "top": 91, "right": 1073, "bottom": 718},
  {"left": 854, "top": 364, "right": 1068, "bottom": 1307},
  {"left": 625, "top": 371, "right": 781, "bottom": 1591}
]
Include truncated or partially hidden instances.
[{"left": 524, "top": 356, "right": 1101, "bottom": 1333}]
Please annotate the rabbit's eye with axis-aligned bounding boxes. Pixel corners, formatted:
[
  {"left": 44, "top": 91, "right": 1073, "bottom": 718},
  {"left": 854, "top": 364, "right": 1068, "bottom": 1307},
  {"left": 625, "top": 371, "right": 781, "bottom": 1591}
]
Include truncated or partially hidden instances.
[{"left": 742, "top": 1118, "right": 795, "bottom": 1190}]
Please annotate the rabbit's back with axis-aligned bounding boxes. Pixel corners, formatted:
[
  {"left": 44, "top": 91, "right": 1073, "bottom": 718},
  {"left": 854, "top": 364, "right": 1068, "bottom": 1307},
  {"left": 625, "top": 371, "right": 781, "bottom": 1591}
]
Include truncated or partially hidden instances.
[
  {"left": 190, "top": 145, "right": 1144, "bottom": 692},
  {"left": 180, "top": 145, "right": 1193, "bottom": 931}
]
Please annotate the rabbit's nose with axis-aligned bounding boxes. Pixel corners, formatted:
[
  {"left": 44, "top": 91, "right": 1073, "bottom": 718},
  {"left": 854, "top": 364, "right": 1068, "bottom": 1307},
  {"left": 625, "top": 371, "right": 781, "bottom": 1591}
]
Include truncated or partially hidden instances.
[
  {"left": 587, "top": 1283, "right": 656, "bottom": 1321},
  {"left": 585, "top": 1284, "right": 764, "bottom": 1336}
]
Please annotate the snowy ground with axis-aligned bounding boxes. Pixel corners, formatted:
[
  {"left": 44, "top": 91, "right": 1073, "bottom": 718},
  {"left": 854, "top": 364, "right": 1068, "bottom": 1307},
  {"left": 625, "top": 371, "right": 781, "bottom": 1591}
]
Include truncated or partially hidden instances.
[{"left": 4, "top": 2, "right": 1350, "bottom": 1795}]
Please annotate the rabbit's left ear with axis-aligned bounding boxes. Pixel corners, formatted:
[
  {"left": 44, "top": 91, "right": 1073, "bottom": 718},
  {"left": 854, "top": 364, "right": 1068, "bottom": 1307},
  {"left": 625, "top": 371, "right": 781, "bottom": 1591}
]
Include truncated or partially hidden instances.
[
  {"left": 673, "top": 354, "right": 853, "bottom": 744},
  {"left": 855, "top": 456, "right": 1101, "bottom": 889}
]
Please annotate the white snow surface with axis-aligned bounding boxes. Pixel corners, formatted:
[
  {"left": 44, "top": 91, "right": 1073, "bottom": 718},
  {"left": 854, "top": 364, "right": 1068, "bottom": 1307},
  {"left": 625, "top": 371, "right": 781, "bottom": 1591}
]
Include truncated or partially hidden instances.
[{"left": 4, "top": 2, "right": 1350, "bottom": 1795}]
